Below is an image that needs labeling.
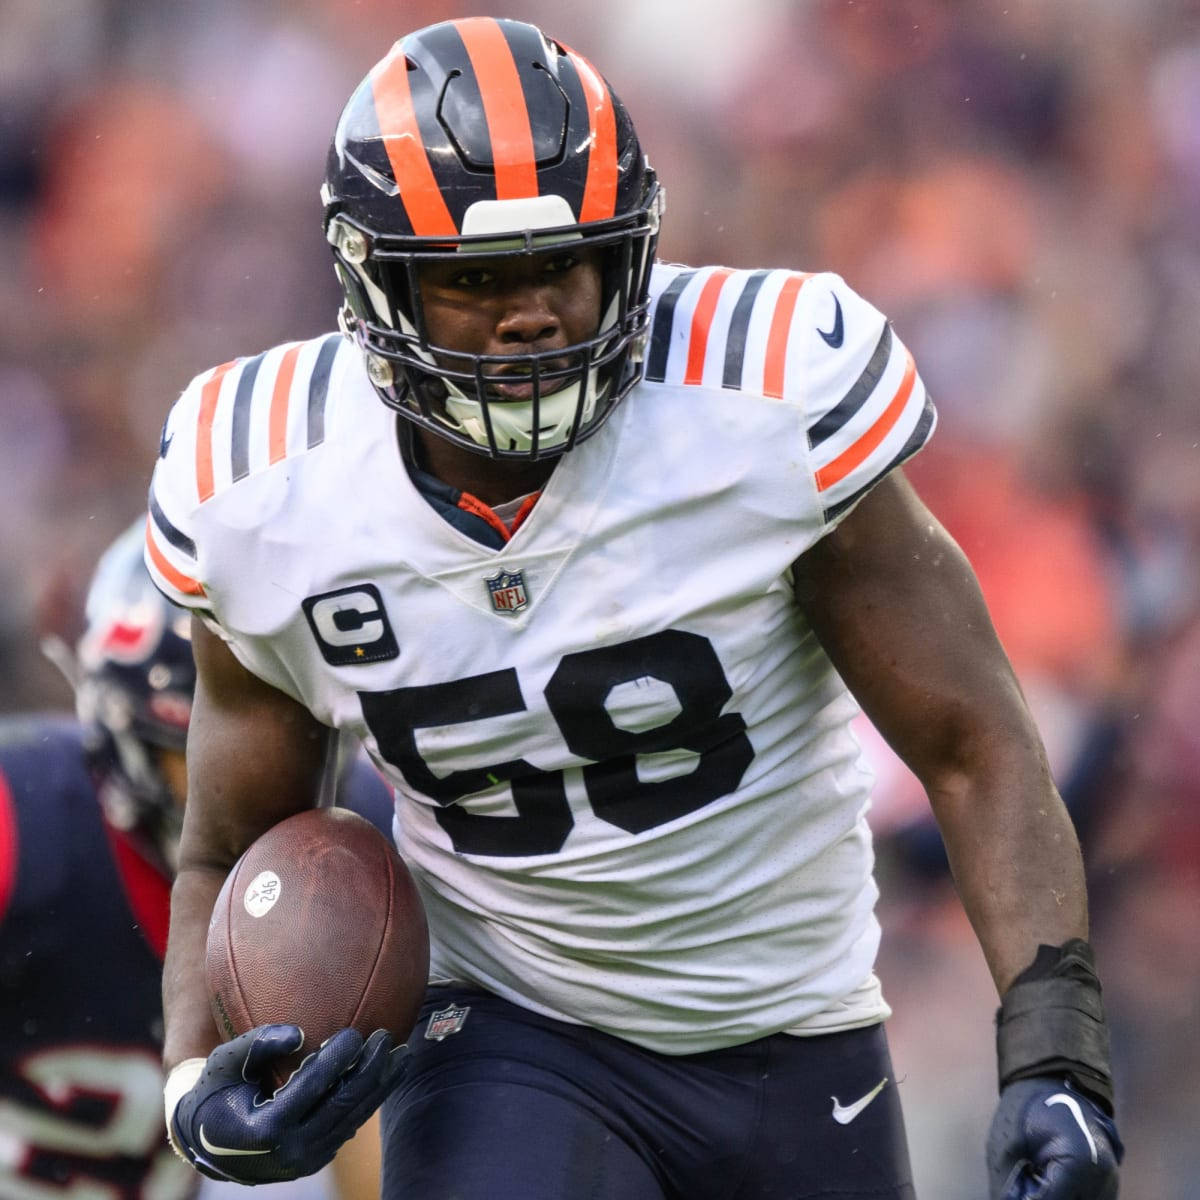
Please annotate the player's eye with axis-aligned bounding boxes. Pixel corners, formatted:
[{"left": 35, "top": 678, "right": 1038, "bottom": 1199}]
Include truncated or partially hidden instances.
[
  {"left": 542, "top": 253, "right": 579, "bottom": 275},
  {"left": 449, "top": 266, "right": 495, "bottom": 288}
]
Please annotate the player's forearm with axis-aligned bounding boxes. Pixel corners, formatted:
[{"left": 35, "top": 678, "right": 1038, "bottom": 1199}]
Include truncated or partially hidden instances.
[
  {"left": 162, "top": 865, "right": 228, "bottom": 1069},
  {"left": 928, "top": 750, "right": 1088, "bottom": 996}
]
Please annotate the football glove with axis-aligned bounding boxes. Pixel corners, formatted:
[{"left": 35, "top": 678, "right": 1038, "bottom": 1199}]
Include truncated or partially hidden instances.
[
  {"left": 167, "top": 1024, "right": 407, "bottom": 1184},
  {"left": 987, "top": 1077, "right": 1123, "bottom": 1200}
]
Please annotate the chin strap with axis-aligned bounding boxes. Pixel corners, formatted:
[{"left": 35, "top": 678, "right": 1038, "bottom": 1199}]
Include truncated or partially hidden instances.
[{"left": 995, "top": 939, "right": 1115, "bottom": 1114}]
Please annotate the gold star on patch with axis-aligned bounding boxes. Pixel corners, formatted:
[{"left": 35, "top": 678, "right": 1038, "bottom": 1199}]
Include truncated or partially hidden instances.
[{"left": 355, "top": 646, "right": 365, "bottom": 657}]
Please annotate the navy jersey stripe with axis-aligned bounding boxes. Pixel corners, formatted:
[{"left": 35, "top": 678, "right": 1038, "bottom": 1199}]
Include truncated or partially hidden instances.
[
  {"left": 807, "top": 322, "right": 893, "bottom": 449},
  {"left": 645, "top": 271, "right": 697, "bottom": 383},
  {"left": 822, "top": 393, "right": 936, "bottom": 523},
  {"left": 230, "top": 352, "right": 267, "bottom": 483},
  {"left": 148, "top": 490, "right": 197, "bottom": 559},
  {"left": 722, "top": 270, "right": 771, "bottom": 390},
  {"left": 307, "top": 335, "right": 341, "bottom": 449}
]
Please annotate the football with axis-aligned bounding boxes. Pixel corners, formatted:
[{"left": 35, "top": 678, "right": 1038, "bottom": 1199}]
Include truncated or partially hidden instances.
[{"left": 205, "top": 806, "right": 429, "bottom": 1087}]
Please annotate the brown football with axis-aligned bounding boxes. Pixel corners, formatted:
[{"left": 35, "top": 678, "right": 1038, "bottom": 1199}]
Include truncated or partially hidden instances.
[{"left": 205, "top": 806, "right": 429, "bottom": 1088}]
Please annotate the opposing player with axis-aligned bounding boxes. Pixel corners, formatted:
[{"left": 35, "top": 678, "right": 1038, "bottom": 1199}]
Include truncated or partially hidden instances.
[
  {"left": 0, "top": 523, "right": 394, "bottom": 1199},
  {"left": 146, "top": 18, "right": 1122, "bottom": 1200}
]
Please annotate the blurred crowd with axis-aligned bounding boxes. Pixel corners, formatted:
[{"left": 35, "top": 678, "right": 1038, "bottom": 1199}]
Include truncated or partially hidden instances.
[{"left": 2, "top": 1, "right": 1196, "bottom": 1195}]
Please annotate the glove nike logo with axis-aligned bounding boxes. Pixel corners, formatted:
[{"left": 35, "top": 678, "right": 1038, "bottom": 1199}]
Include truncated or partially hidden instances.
[
  {"left": 818, "top": 293, "right": 844, "bottom": 348},
  {"left": 198, "top": 1126, "right": 274, "bottom": 1157},
  {"left": 1046, "top": 1093, "right": 1099, "bottom": 1163},
  {"left": 831, "top": 1076, "right": 888, "bottom": 1125}
]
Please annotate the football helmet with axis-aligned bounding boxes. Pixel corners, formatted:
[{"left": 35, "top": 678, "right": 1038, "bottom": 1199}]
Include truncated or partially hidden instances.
[
  {"left": 74, "top": 522, "right": 194, "bottom": 868},
  {"left": 322, "top": 17, "right": 663, "bottom": 459}
]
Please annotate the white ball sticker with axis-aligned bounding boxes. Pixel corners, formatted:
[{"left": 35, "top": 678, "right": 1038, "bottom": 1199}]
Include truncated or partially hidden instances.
[{"left": 243, "top": 871, "right": 282, "bottom": 918}]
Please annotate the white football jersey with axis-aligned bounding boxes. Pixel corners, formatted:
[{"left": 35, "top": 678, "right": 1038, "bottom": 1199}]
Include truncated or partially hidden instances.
[{"left": 146, "top": 264, "right": 934, "bottom": 1054}]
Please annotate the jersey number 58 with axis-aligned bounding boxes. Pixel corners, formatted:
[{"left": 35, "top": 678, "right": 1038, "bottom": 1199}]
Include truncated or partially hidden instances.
[{"left": 359, "top": 630, "right": 753, "bottom": 856}]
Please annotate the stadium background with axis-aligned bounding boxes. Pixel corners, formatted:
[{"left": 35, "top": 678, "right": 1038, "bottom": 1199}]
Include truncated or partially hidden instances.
[{"left": 1, "top": 1, "right": 1196, "bottom": 1195}]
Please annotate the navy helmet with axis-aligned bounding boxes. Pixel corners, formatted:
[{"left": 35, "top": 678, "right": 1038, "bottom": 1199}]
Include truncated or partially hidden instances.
[
  {"left": 74, "top": 522, "right": 194, "bottom": 867},
  {"left": 322, "top": 16, "right": 663, "bottom": 460}
]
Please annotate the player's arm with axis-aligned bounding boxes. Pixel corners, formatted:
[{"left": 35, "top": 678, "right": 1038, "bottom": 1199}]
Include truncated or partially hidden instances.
[
  {"left": 793, "top": 470, "right": 1121, "bottom": 1199},
  {"left": 163, "top": 617, "right": 331, "bottom": 1072},
  {"left": 795, "top": 471, "right": 1079, "bottom": 991},
  {"left": 163, "top": 619, "right": 406, "bottom": 1185}
]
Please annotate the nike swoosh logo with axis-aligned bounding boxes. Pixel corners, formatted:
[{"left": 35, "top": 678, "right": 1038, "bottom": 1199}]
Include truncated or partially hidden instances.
[
  {"left": 831, "top": 1076, "right": 888, "bottom": 1125},
  {"left": 818, "top": 293, "right": 844, "bottom": 348},
  {"left": 199, "top": 1125, "right": 274, "bottom": 1157},
  {"left": 159, "top": 427, "right": 174, "bottom": 459},
  {"left": 1046, "top": 1093, "right": 1098, "bottom": 1163}
]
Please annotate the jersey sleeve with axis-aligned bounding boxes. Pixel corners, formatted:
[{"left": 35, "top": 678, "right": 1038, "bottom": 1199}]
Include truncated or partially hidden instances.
[
  {"left": 143, "top": 361, "right": 234, "bottom": 613},
  {"left": 792, "top": 272, "right": 936, "bottom": 532}
]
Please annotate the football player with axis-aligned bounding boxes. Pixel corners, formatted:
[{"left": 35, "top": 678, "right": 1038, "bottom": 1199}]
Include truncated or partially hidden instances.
[
  {"left": 146, "top": 17, "right": 1122, "bottom": 1200},
  {"left": 0, "top": 523, "right": 395, "bottom": 1200}
]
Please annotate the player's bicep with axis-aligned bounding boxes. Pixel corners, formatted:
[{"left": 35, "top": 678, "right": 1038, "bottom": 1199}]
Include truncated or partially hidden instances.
[
  {"left": 792, "top": 471, "right": 1036, "bottom": 786},
  {"left": 183, "top": 617, "right": 331, "bottom": 867}
]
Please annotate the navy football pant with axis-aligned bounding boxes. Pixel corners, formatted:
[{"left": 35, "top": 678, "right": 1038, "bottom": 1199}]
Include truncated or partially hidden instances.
[{"left": 380, "top": 985, "right": 916, "bottom": 1200}]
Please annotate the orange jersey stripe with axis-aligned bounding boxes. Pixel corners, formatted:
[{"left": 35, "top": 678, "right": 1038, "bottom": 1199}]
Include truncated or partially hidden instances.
[
  {"left": 815, "top": 349, "right": 917, "bottom": 492},
  {"left": 564, "top": 46, "right": 618, "bottom": 222},
  {"left": 457, "top": 18, "right": 538, "bottom": 200},
  {"left": 684, "top": 269, "right": 735, "bottom": 386},
  {"left": 268, "top": 344, "right": 302, "bottom": 465},
  {"left": 145, "top": 518, "right": 205, "bottom": 597},
  {"left": 371, "top": 48, "right": 457, "bottom": 236},
  {"left": 763, "top": 274, "right": 810, "bottom": 400},
  {"left": 196, "top": 360, "right": 236, "bottom": 504}
]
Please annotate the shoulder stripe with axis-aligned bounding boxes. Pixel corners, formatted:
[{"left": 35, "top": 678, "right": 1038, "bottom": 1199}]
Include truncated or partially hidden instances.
[
  {"left": 145, "top": 517, "right": 204, "bottom": 597},
  {"left": 230, "top": 351, "right": 268, "bottom": 483},
  {"left": 645, "top": 271, "right": 698, "bottom": 383},
  {"left": 196, "top": 360, "right": 236, "bottom": 503},
  {"left": 823, "top": 394, "right": 936, "bottom": 522},
  {"left": 684, "top": 269, "right": 736, "bottom": 385},
  {"left": 722, "top": 270, "right": 770, "bottom": 389},
  {"left": 269, "top": 343, "right": 303, "bottom": 464},
  {"left": 307, "top": 334, "right": 341, "bottom": 449},
  {"left": 815, "top": 348, "right": 917, "bottom": 492},
  {"left": 0, "top": 767, "right": 16, "bottom": 924},
  {"left": 148, "top": 491, "right": 196, "bottom": 559},
  {"left": 808, "top": 322, "right": 892, "bottom": 448},
  {"left": 763, "top": 273, "right": 811, "bottom": 400}
]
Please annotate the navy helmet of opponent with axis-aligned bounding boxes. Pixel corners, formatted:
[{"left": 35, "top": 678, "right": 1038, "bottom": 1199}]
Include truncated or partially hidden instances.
[{"left": 72, "top": 520, "right": 196, "bottom": 870}]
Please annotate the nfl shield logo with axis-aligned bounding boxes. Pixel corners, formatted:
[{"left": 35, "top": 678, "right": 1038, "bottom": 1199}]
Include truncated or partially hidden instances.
[
  {"left": 485, "top": 569, "right": 529, "bottom": 615},
  {"left": 425, "top": 1004, "right": 470, "bottom": 1041}
]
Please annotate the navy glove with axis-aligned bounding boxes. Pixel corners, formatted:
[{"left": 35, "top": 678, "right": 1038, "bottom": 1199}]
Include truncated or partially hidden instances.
[
  {"left": 169, "top": 1024, "right": 407, "bottom": 1184},
  {"left": 987, "top": 1078, "right": 1123, "bottom": 1199}
]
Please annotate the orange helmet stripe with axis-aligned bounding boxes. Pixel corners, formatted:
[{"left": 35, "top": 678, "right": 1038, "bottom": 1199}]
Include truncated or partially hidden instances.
[
  {"left": 457, "top": 18, "right": 538, "bottom": 200},
  {"left": 816, "top": 348, "right": 917, "bottom": 491},
  {"left": 371, "top": 47, "right": 457, "bottom": 236},
  {"left": 268, "top": 344, "right": 302, "bottom": 465},
  {"left": 145, "top": 517, "right": 205, "bottom": 597},
  {"left": 564, "top": 46, "right": 618, "bottom": 222},
  {"left": 763, "top": 273, "right": 811, "bottom": 399},
  {"left": 684, "top": 269, "right": 735, "bottom": 385},
  {"left": 196, "top": 360, "right": 236, "bottom": 503}
]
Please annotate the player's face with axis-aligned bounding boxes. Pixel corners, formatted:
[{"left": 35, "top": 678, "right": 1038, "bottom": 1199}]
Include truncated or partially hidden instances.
[{"left": 416, "top": 247, "right": 605, "bottom": 399}]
